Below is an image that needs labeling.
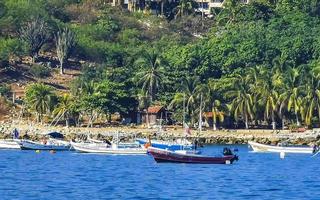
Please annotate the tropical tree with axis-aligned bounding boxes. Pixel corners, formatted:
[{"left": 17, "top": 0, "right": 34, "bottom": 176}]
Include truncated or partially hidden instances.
[
  {"left": 278, "top": 67, "right": 303, "bottom": 127},
  {"left": 136, "top": 50, "right": 164, "bottom": 102},
  {"left": 53, "top": 94, "right": 74, "bottom": 127},
  {"left": 303, "top": 69, "right": 320, "bottom": 126},
  {"left": 19, "top": 17, "right": 49, "bottom": 63},
  {"left": 174, "top": 0, "right": 197, "bottom": 18},
  {"left": 182, "top": 76, "right": 202, "bottom": 126},
  {"left": 169, "top": 92, "right": 185, "bottom": 122},
  {"left": 210, "top": 99, "right": 224, "bottom": 131},
  {"left": 200, "top": 81, "right": 225, "bottom": 130},
  {"left": 137, "top": 92, "right": 151, "bottom": 126},
  {"left": 55, "top": 27, "right": 75, "bottom": 75},
  {"left": 227, "top": 75, "right": 254, "bottom": 129},
  {"left": 169, "top": 76, "right": 201, "bottom": 126},
  {"left": 256, "top": 68, "right": 279, "bottom": 130},
  {"left": 216, "top": 0, "right": 244, "bottom": 25},
  {"left": 25, "top": 83, "right": 56, "bottom": 123}
]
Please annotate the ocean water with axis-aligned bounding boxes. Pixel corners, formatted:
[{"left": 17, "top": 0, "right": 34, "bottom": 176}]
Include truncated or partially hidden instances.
[{"left": 0, "top": 145, "right": 319, "bottom": 200}]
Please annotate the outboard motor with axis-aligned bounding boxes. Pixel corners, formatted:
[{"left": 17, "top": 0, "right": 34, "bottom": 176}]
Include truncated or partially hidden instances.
[
  {"left": 223, "top": 147, "right": 233, "bottom": 156},
  {"left": 223, "top": 147, "right": 239, "bottom": 161},
  {"left": 313, "top": 145, "right": 319, "bottom": 154}
]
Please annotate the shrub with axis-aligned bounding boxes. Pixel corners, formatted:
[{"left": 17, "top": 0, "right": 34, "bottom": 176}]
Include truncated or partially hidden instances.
[
  {"left": 0, "top": 85, "right": 10, "bottom": 97},
  {"left": 29, "top": 64, "right": 51, "bottom": 78}
]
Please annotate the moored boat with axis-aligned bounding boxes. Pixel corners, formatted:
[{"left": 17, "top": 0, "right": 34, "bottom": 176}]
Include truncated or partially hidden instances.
[
  {"left": 19, "top": 140, "right": 71, "bottom": 151},
  {"left": 0, "top": 139, "right": 21, "bottom": 149},
  {"left": 136, "top": 138, "right": 194, "bottom": 151},
  {"left": 248, "top": 141, "right": 316, "bottom": 154},
  {"left": 147, "top": 147, "right": 238, "bottom": 164},
  {"left": 71, "top": 142, "right": 147, "bottom": 154},
  {"left": 0, "top": 128, "right": 21, "bottom": 149}
]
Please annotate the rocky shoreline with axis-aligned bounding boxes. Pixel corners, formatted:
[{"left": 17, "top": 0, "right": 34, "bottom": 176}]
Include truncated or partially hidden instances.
[{"left": 1, "top": 121, "right": 319, "bottom": 146}]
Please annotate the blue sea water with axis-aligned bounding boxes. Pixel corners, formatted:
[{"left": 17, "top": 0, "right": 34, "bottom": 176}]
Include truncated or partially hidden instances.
[{"left": 0, "top": 145, "right": 319, "bottom": 200}]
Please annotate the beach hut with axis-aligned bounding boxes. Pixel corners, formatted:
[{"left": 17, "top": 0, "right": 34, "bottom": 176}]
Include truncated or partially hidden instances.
[{"left": 141, "top": 106, "right": 168, "bottom": 125}]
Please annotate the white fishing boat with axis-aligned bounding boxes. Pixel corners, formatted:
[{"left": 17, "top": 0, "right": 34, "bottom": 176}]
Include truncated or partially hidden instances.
[
  {"left": 248, "top": 141, "right": 316, "bottom": 154},
  {"left": 71, "top": 141, "right": 147, "bottom": 154},
  {"left": 0, "top": 139, "right": 21, "bottom": 149},
  {"left": 19, "top": 139, "right": 71, "bottom": 151},
  {"left": 0, "top": 128, "right": 21, "bottom": 149}
]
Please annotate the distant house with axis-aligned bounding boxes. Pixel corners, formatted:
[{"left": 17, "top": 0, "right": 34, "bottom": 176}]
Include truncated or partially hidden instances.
[
  {"left": 141, "top": 106, "right": 169, "bottom": 125},
  {"left": 203, "top": 112, "right": 214, "bottom": 127},
  {"left": 196, "top": 0, "right": 250, "bottom": 16}
]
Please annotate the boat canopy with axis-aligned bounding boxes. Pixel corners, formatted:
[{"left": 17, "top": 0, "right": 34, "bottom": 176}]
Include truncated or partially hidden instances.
[{"left": 46, "top": 132, "right": 64, "bottom": 139}]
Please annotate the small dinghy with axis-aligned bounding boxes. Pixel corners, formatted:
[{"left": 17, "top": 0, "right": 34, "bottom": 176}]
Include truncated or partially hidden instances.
[
  {"left": 71, "top": 142, "right": 147, "bottom": 154},
  {"left": 19, "top": 139, "right": 71, "bottom": 151},
  {"left": 248, "top": 141, "right": 317, "bottom": 154},
  {"left": 147, "top": 147, "right": 238, "bottom": 164}
]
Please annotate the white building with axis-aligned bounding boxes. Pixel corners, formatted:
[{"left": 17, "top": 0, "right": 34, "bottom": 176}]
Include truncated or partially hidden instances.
[{"left": 196, "top": 0, "right": 250, "bottom": 16}]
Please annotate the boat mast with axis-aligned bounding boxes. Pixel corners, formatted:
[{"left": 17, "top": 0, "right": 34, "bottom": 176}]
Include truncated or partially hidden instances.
[
  {"left": 199, "top": 94, "right": 203, "bottom": 135},
  {"left": 183, "top": 93, "right": 186, "bottom": 132},
  {"left": 182, "top": 93, "right": 186, "bottom": 150}
]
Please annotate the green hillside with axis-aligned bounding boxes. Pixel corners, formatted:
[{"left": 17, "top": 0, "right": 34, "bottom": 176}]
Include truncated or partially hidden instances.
[{"left": 1, "top": 0, "right": 320, "bottom": 129}]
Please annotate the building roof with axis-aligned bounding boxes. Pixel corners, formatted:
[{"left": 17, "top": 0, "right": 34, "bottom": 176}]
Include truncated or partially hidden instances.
[
  {"left": 203, "top": 112, "right": 224, "bottom": 118},
  {"left": 147, "top": 106, "right": 165, "bottom": 114},
  {"left": 203, "top": 112, "right": 213, "bottom": 118}
]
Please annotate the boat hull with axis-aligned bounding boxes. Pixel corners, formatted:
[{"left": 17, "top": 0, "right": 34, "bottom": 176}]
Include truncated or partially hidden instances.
[
  {"left": 136, "top": 139, "right": 194, "bottom": 151},
  {"left": 19, "top": 140, "right": 71, "bottom": 151},
  {"left": 0, "top": 139, "right": 20, "bottom": 149},
  {"left": 148, "top": 147, "right": 237, "bottom": 164},
  {"left": 248, "top": 141, "right": 314, "bottom": 154},
  {"left": 71, "top": 142, "right": 147, "bottom": 154}
]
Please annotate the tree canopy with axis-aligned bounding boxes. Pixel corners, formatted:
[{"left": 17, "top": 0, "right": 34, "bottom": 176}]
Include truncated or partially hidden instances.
[{"left": 2, "top": 0, "right": 320, "bottom": 129}]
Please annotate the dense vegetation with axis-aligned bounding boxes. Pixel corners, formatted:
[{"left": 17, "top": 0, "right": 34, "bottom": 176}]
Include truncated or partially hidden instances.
[{"left": 1, "top": 0, "right": 320, "bottom": 130}]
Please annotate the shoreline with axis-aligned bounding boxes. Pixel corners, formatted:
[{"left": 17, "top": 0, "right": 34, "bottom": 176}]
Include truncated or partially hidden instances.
[{"left": 0, "top": 121, "right": 319, "bottom": 145}]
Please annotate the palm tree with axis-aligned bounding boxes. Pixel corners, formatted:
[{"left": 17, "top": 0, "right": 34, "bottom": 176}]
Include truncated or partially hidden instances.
[
  {"left": 216, "top": 0, "right": 243, "bottom": 25},
  {"left": 25, "top": 83, "right": 55, "bottom": 123},
  {"left": 136, "top": 51, "right": 164, "bottom": 102},
  {"left": 210, "top": 99, "right": 224, "bottom": 131},
  {"left": 278, "top": 67, "right": 303, "bottom": 127},
  {"left": 303, "top": 69, "right": 320, "bottom": 127},
  {"left": 170, "top": 76, "right": 201, "bottom": 126},
  {"left": 183, "top": 76, "right": 202, "bottom": 126},
  {"left": 53, "top": 94, "right": 74, "bottom": 127},
  {"left": 169, "top": 92, "right": 185, "bottom": 123},
  {"left": 201, "top": 81, "right": 225, "bottom": 130},
  {"left": 227, "top": 75, "right": 254, "bottom": 129},
  {"left": 137, "top": 92, "right": 151, "bottom": 127},
  {"left": 174, "top": 0, "right": 197, "bottom": 18},
  {"left": 256, "top": 68, "right": 279, "bottom": 130},
  {"left": 247, "top": 67, "right": 264, "bottom": 124}
]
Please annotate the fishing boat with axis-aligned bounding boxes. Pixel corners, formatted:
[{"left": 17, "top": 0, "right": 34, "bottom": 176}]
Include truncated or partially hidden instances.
[
  {"left": 248, "top": 141, "right": 317, "bottom": 154},
  {"left": 137, "top": 94, "right": 199, "bottom": 152},
  {"left": 94, "top": 134, "right": 142, "bottom": 148},
  {"left": 71, "top": 141, "right": 147, "bottom": 154},
  {"left": 0, "top": 128, "right": 21, "bottom": 149},
  {"left": 0, "top": 139, "right": 20, "bottom": 149},
  {"left": 136, "top": 138, "right": 194, "bottom": 151},
  {"left": 19, "top": 139, "right": 71, "bottom": 151},
  {"left": 148, "top": 147, "right": 238, "bottom": 164}
]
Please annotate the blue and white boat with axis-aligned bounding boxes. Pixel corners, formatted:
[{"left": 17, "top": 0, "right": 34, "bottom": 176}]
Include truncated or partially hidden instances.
[{"left": 136, "top": 138, "right": 194, "bottom": 151}]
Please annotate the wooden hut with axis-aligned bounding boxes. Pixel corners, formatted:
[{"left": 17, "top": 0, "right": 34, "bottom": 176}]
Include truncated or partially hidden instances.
[{"left": 141, "top": 106, "right": 168, "bottom": 125}]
